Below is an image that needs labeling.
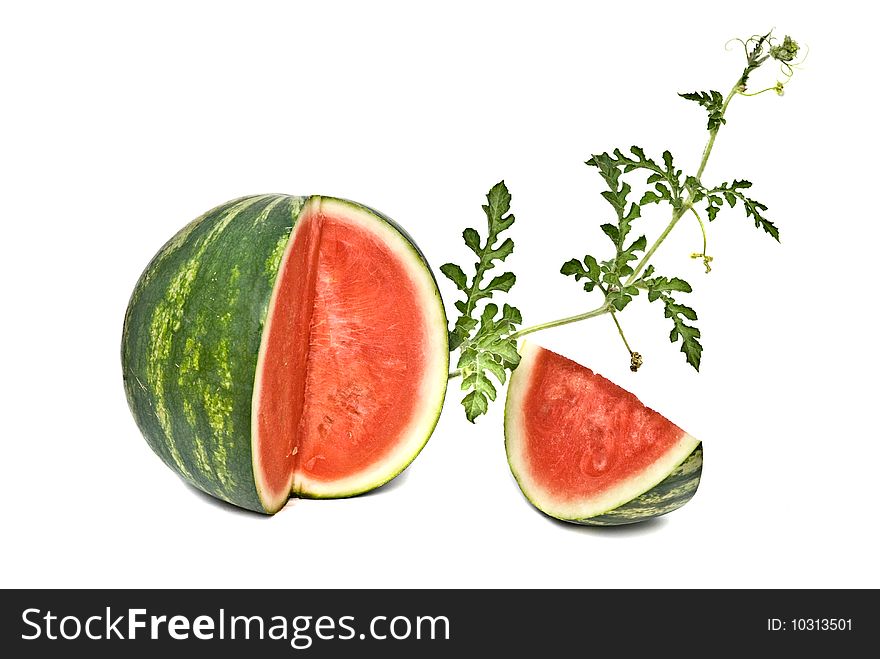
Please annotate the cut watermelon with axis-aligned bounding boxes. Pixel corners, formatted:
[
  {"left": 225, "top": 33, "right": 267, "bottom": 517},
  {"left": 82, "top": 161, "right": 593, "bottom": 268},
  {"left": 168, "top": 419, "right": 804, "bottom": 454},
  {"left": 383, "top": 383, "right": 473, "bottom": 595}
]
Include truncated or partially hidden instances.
[
  {"left": 122, "top": 195, "right": 448, "bottom": 514},
  {"left": 505, "top": 342, "right": 702, "bottom": 525}
]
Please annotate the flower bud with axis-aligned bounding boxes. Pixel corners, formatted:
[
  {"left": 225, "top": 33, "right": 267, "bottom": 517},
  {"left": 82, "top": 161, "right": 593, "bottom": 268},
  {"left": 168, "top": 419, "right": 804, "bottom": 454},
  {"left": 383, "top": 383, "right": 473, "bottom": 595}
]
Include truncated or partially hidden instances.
[{"left": 770, "top": 35, "right": 799, "bottom": 63}]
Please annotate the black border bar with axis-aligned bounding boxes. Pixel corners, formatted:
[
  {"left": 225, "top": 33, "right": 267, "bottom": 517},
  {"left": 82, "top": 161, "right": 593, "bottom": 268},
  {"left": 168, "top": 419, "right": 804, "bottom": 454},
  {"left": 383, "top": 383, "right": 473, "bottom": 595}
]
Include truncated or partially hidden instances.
[{"left": 1, "top": 589, "right": 872, "bottom": 655}]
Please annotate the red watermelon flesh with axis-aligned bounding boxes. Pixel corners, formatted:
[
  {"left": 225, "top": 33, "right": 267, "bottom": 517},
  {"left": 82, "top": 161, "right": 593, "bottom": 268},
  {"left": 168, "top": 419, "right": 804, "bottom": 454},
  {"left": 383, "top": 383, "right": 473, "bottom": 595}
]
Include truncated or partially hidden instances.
[
  {"left": 253, "top": 198, "right": 448, "bottom": 509},
  {"left": 505, "top": 342, "right": 701, "bottom": 523}
]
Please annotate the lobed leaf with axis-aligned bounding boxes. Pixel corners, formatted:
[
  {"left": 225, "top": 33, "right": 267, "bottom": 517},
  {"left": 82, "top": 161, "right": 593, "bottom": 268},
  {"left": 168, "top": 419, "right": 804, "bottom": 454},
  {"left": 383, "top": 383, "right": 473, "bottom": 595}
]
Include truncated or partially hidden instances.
[
  {"left": 455, "top": 302, "right": 523, "bottom": 422},
  {"left": 444, "top": 181, "right": 519, "bottom": 352},
  {"left": 643, "top": 272, "right": 702, "bottom": 371},
  {"left": 700, "top": 179, "right": 780, "bottom": 241},
  {"left": 561, "top": 254, "right": 602, "bottom": 292},
  {"left": 440, "top": 263, "right": 467, "bottom": 291},
  {"left": 679, "top": 90, "right": 727, "bottom": 131}
]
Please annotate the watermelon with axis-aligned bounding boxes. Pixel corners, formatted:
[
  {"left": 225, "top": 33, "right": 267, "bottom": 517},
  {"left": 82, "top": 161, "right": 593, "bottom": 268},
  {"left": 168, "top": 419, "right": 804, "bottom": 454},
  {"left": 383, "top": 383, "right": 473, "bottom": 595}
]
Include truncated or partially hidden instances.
[
  {"left": 505, "top": 342, "right": 702, "bottom": 525},
  {"left": 122, "top": 194, "right": 448, "bottom": 514}
]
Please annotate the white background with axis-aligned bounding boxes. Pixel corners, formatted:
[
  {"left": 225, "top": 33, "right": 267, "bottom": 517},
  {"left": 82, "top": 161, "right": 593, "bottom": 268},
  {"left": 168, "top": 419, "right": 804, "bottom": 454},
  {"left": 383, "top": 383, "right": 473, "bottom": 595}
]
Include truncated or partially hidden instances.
[{"left": 2, "top": 1, "right": 878, "bottom": 589}]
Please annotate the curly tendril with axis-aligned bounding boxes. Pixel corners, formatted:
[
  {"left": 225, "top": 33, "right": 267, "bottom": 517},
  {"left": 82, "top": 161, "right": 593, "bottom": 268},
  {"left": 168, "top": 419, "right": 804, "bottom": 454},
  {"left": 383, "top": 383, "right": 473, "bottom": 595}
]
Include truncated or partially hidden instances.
[{"left": 728, "top": 31, "right": 805, "bottom": 96}]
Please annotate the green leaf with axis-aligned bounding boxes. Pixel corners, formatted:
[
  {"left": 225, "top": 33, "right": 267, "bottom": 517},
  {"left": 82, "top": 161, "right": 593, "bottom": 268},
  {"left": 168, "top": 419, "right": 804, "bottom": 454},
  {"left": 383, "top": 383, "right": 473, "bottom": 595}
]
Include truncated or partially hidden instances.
[
  {"left": 738, "top": 32, "right": 774, "bottom": 91},
  {"left": 625, "top": 235, "right": 647, "bottom": 253},
  {"left": 587, "top": 150, "right": 662, "bottom": 255},
  {"left": 589, "top": 146, "right": 683, "bottom": 210},
  {"left": 582, "top": 255, "right": 600, "bottom": 278},
  {"left": 463, "top": 228, "right": 482, "bottom": 254},
  {"left": 483, "top": 271, "right": 516, "bottom": 295},
  {"left": 679, "top": 90, "right": 727, "bottom": 131},
  {"left": 581, "top": 146, "right": 707, "bottom": 370},
  {"left": 491, "top": 340, "right": 521, "bottom": 365},
  {"left": 600, "top": 223, "right": 619, "bottom": 243},
  {"left": 741, "top": 197, "right": 778, "bottom": 241},
  {"left": 562, "top": 254, "right": 602, "bottom": 292},
  {"left": 611, "top": 234, "right": 646, "bottom": 281},
  {"left": 450, "top": 315, "right": 478, "bottom": 350},
  {"left": 664, "top": 300, "right": 697, "bottom": 321},
  {"left": 461, "top": 372, "right": 496, "bottom": 401},
  {"left": 671, "top": 323, "right": 703, "bottom": 371},
  {"left": 561, "top": 259, "right": 589, "bottom": 278},
  {"left": 455, "top": 302, "right": 523, "bottom": 422},
  {"left": 444, "top": 181, "right": 519, "bottom": 355},
  {"left": 488, "top": 237, "right": 514, "bottom": 262},
  {"left": 610, "top": 293, "right": 633, "bottom": 311},
  {"left": 640, "top": 185, "right": 670, "bottom": 205},
  {"left": 643, "top": 275, "right": 693, "bottom": 296},
  {"left": 699, "top": 179, "right": 780, "bottom": 241},
  {"left": 569, "top": 147, "right": 688, "bottom": 317},
  {"left": 440, "top": 263, "right": 467, "bottom": 291},
  {"left": 481, "top": 357, "right": 508, "bottom": 384},
  {"left": 643, "top": 272, "right": 702, "bottom": 371},
  {"left": 462, "top": 390, "right": 489, "bottom": 423},
  {"left": 485, "top": 180, "right": 514, "bottom": 231}
]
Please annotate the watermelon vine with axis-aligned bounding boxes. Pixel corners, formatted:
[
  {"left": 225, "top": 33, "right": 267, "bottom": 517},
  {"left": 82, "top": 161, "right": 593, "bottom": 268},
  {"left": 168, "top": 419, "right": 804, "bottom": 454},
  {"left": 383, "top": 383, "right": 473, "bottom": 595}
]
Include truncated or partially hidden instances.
[{"left": 443, "top": 31, "right": 804, "bottom": 422}]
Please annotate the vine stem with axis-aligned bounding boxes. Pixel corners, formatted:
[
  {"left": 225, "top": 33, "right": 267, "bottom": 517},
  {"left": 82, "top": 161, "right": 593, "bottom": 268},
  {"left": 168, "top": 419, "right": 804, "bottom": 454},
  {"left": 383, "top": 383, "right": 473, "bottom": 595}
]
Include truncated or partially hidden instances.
[
  {"left": 505, "top": 79, "right": 741, "bottom": 344},
  {"left": 689, "top": 206, "right": 708, "bottom": 257},
  {"left": 624, "top": 81, "right": 739, "bottom": 287},
  {"left": 610, "top": 311, "right": 633, "bottom": 355},
  {"left": 506, "top": 303, "right": 610, "bottom": 340},
  {"left": 623, "top": 205, "right": 687, "bottom": 286},
  {"left": 695, "top": 83, "right": 739, "bottom": 181},
  {"left": 688, "top": 206, "right": 713, "bottom": 273}
]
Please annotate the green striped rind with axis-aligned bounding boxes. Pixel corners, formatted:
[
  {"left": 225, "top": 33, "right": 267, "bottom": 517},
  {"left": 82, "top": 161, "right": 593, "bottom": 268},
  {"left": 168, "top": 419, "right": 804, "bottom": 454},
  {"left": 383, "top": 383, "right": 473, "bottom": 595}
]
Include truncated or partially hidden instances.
[
  {"left": 123, "top": 193, "right": 448, "bottom": 514},
  {"left": 122, "top": 194, "right": 307, "bottom": 512},
  {"left": 573, "top": 444, "right": 703, "bottom": 526}
]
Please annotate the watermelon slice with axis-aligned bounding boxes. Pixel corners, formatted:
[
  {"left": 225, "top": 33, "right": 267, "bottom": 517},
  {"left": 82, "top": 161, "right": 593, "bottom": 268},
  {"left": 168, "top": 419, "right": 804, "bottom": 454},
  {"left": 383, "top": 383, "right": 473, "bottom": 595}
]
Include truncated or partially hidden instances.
[
  {"left": 505, "top": 342, "right": 702, "bottom": 525},
  {"left": 122, "top": 195, "right": 448, "bottom": 514}
]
